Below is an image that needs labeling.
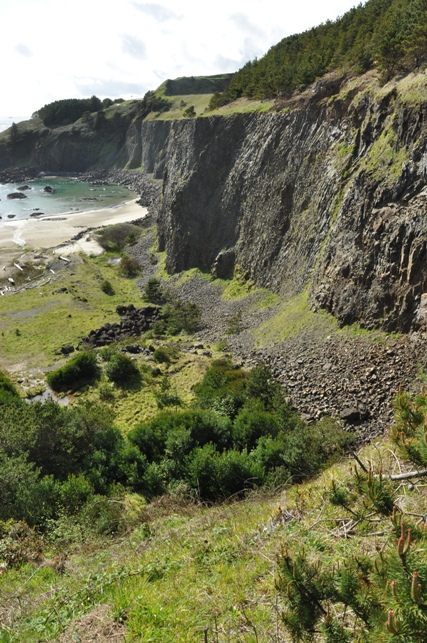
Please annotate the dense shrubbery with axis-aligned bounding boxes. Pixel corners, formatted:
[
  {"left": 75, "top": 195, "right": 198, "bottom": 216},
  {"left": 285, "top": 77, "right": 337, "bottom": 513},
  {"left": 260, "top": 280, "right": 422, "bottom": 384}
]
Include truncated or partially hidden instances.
[
  {"left": 32, "top": 96, "right": 124, "bottom": 126},
  {"left": 209, "top": 0, "right": 427, "bottom": 107},
  {"left": 0, "top": 370, "right": 19, "bottom": 405},
  {"left": 33, "top": 96, "right": 101, "bottom": 126},
  {"left": 0, "top": 363, "right": 351, "bottom": 533},
  {"left": 127, "top": 361, "right": 352, "bottom": 500},
  {"left": 47, "top": 352, "right": 100, "bottom": 392}
]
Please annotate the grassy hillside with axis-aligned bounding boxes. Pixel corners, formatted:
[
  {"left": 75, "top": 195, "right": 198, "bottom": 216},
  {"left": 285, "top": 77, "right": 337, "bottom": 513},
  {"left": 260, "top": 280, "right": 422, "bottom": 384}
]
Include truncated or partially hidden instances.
[{"left": 1, "top": 221, "right": 427, "bottom": 641}]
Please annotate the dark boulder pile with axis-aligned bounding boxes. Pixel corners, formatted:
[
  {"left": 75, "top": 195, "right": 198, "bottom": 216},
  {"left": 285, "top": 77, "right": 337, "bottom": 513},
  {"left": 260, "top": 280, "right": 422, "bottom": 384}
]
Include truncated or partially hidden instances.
[{"left": 80, "top": 304, "right": 161, "bottom": 347}]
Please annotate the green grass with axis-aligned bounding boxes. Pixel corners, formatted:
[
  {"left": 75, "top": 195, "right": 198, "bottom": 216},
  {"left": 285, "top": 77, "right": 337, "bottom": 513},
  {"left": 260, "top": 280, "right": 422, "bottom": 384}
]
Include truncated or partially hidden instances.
[
  {"left": 145, "top": 94, "right": 212, "bottom": 120},
  {"left": 0, "top": 491, "right": 286, "bottom": 641},
  {"left": 2, "top": 431, "right": 422, "bottom": 641},
  {"left": 253, "top": 290, "right": 337, "bottom": 346},
  {"left": 212, "top": 97, "right": 274, "bottom": 117},
  {"left": 0, "top": 254, "right": 142, "bottom": 370},
  {"left": 85, "top": 347, "right": 214, "bottom": 433}
]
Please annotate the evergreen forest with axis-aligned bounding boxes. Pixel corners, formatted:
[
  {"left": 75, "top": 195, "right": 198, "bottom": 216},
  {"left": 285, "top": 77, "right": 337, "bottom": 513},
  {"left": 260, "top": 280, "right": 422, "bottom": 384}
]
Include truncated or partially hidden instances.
[{"left": 209, "top": 0, "right": 427, "bottom": 108}]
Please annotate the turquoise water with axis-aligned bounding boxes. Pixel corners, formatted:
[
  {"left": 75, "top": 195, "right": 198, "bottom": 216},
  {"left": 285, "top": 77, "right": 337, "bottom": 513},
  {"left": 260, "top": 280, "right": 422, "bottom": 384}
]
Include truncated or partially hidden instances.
[{"left": 0, "top": 178, "right": 137, "bottom": 221}]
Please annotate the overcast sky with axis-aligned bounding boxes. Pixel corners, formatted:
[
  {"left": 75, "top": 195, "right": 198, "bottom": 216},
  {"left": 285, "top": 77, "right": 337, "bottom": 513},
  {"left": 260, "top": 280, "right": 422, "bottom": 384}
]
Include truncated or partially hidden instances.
[{"left": 1, "top": 0, "right": 361, "bottom": 117}]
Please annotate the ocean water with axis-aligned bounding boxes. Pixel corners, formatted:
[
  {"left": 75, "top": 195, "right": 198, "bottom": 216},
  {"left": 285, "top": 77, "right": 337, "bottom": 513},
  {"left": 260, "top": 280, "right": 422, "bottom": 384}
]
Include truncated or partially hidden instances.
[{"left": 0, "top": 177, "right": 137, "bottom": 221}]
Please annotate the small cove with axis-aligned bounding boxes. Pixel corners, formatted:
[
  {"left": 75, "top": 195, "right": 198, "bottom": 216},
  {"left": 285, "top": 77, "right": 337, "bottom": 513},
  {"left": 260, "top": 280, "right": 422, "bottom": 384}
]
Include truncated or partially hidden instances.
[{"left": 0, "top": 177, "right": 137, "bottom": 221}]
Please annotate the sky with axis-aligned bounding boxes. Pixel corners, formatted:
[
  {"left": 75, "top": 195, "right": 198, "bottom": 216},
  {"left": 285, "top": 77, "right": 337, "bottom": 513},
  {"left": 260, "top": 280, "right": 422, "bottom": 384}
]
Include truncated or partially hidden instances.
[{"left": 1, "top": 0, "right": 362, "bottom": 118}]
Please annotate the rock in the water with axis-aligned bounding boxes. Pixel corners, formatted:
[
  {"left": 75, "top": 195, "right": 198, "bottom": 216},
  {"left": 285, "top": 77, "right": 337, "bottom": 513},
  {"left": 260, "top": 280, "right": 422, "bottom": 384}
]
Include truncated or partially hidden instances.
[{"left": 7, "top": 192, "right": 27, "bottom": 199}]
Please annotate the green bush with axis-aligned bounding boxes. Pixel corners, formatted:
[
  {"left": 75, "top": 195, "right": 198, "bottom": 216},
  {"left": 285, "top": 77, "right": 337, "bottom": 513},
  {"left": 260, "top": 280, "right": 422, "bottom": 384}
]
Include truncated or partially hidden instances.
[
  {"left": 144, "top": 278, "right": 166, "bottom": 304},
  {"left": 96, "top": 223, "right": 142, "bottom": 252},
  {"left": 47, "top": 352, "right": 100, "bottom": 392},
  {"left": 232, "top": 409, "right": 281, "bottom": 450},
  {"left": 0, "top": 369, "right": 20, "bottom": 405},
  {"left": 186, "top": 445, "right": 264, "bottom": 501},
  {"left": 153, "top": 346, "right": 172, "bottom": 363},
  {"left": 58, "top": 474, "right": 93, "bottom": 515},
  {"left": 101, "top": 279, "right": 115, "bottom": 295},
  {"left": 104, "top": 354, "right": 140, "bottom": 386},
  {"left": 162, "top": 300, "right": 201, "bottom": 334},
  {"left": 119, "top": 254, "right": 141, "bottom": 278}
]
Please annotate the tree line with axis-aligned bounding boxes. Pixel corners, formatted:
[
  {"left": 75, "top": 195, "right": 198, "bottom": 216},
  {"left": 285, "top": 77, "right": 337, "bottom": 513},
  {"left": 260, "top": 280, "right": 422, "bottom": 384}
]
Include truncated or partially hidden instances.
[
  {"left": 32, "top": 96, "right": 125, "bottom": 127},
  {"left": 209, "top": 0, "right": 427, "bottom": 108}
]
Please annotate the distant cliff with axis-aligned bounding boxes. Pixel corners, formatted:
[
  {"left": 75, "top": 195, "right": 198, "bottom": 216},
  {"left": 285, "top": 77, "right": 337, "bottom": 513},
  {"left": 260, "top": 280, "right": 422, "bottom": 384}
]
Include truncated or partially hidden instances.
[{"left": 3, "top": 70, "right": 427, "bottom": 333}]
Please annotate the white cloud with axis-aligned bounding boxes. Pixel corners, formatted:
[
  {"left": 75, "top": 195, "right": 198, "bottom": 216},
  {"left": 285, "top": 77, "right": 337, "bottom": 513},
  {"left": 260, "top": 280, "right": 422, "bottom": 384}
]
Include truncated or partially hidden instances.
[
  {"left": 131, "top": 2, "right": 181, "bottom": 21},
  {"left": 14, "top": 43, "right": 33, "bottom": 57},
  {"left": 0, "top": 0, "right": 363, "bottom": 117},
  {"left": 122, "top": 35, "right": 147, "bottom": 59}
]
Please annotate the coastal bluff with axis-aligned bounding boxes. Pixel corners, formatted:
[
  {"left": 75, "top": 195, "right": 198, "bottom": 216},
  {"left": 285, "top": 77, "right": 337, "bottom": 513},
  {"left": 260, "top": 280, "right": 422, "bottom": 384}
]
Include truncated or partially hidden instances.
[{"left": 3, "top": 70, "right": 427, "bottom": 333}]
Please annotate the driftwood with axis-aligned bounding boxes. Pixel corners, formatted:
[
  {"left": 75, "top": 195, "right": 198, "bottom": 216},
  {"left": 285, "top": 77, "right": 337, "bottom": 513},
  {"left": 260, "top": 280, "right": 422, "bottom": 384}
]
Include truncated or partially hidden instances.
[
  {"left": 351, "top": 453, "right": 427, "bottom": 482},
  {"left": 389, "top": 469, "right": 427, "bottom": 481}
]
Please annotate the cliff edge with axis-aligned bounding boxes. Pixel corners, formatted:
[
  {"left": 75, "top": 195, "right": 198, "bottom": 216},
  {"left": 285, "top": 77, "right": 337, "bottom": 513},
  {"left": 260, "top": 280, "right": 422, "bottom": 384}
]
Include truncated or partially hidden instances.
[{"left": 3, "top": 70, "right": 427, "bottom": 333}]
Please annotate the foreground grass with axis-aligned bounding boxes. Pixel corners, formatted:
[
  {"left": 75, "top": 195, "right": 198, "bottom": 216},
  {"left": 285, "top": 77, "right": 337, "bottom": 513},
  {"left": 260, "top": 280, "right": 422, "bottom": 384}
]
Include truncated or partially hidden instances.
[
  {"left": 1, "top": 431, "right": 423, "bottom": 642},
  {"left": 0, "top": 491, "right": 288, "bottom": 642}
]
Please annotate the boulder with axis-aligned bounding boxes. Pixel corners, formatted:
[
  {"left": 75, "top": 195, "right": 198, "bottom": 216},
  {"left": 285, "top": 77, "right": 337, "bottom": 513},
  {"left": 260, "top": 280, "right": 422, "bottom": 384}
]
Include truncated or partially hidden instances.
[
  {"left": 43, "top": 186, "right": 55, "bottom": 193},
  {"left": 61, "top": 345, "right": 75, "bottom": 355},
  {"left": 7, "top": 192, "right": 27, "bottom": 199},
  {"left": 211, "top": 248, "right": 236, "bottom": 279}
]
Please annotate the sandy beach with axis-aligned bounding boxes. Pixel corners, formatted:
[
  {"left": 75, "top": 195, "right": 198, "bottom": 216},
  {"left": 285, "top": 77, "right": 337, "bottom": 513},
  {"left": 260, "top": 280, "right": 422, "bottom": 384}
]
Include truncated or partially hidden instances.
[{"left": 0, "top": 199, "right": 147, "bottom": 262}]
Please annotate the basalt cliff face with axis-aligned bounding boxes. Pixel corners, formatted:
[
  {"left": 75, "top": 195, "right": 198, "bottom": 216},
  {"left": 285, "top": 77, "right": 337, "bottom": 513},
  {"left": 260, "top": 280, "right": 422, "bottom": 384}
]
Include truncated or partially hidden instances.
[
  {"left": 4, "top": 71, "right": 427, "bottom": 333},
  {"left": 134, "top": 72, "right": 427, "bottom": 333}
]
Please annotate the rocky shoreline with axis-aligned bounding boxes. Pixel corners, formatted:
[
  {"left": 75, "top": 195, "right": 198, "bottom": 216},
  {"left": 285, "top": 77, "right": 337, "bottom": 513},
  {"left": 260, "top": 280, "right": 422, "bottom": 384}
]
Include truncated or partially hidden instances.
[{"left": 0, "top": 167, "right": 162, "bottom": 213}]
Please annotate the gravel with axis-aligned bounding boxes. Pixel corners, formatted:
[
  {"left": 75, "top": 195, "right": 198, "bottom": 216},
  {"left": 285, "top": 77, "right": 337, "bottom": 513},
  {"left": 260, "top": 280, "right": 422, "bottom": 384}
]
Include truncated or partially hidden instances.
[{"left": 128, "top": 237, "right": 427, "bottom": 442}]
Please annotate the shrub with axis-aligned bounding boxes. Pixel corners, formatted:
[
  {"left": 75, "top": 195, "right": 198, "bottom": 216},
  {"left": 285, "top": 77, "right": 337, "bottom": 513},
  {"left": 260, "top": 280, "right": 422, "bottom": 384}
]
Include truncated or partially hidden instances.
[
  {"left": 162, "top": 300, "right": 201, "bottom": 334},
  {"left": 58, "top": 474, "right": 93, "bottom": 515},
  {"left": 183, "top": 105, "right": 196, "bottom": 118},
  {"left": 144, "top": 278, "right": 166, "bottom": 304},
  {"left": 155, "top": 375, "right": 182, "bottom": 409},
  {"left": 193, "top": 358, "right": 247, "bottom": 417},
  {"left": 232, "top": 409, "right": 281, "bottom": 450},
  {"left": 47, "top": 352, "right": 100, "bottom": 392},
  {"left": 101, "top": 279, "right": 115, "bottom": 295},
  {"left": 153, "top": 346, "right": 172, "bottom": 363},
  {"left": 96, "top": 223, "right": 142, "bottom": 252},
  {"left": 186, "top": 446, "right": 263, "bottom": 501},
  {"left": 104, "top": 354, "right": 140, "bottom": 386},
  {"left": 0, "top": 520, "right": 44, "bottom": 568},
  {"left": 0, "top": 370, "right": 20, "bottom": 405},
  {"left": 119, "top": 254, "right": 141, "bottom": 278}
]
